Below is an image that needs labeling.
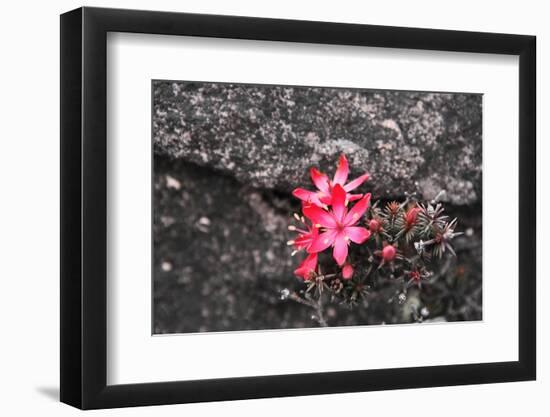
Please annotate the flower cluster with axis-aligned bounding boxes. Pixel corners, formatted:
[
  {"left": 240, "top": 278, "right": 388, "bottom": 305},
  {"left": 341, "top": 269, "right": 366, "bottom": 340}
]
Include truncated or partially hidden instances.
[
  {"left": 289, "top": 155, "right": 371, "bottom": 280},
  {"left": 286, "top": 154, "right": 462, "bottom": 323}
]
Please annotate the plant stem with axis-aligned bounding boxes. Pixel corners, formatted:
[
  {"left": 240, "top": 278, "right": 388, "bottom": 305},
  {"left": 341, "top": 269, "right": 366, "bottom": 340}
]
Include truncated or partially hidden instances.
[
  {"left": 315, "top": 293, "right": 328, "bottom": 327},
  {"left": 289, "top": 292, "right": 328, "bottom": 327}
]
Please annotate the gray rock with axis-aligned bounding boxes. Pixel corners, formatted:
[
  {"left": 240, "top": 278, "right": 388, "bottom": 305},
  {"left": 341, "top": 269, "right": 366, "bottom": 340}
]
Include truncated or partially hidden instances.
[
  {"left": 153, "top": 158, "right": 482, "bottom": 333},
  {"left": 153, "top": 81, "right": 482, "bottom": 205},
  {"left": 152, "top": 81, "right": 483, "bottom": 334},
  {"left": 153, "top": 159, "right": 376, "bottom": 333}
]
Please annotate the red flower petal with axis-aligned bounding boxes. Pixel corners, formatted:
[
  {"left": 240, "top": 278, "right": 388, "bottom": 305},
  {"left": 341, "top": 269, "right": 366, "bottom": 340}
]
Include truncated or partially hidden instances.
[
  {"left": 333, "top": 154, "right": 349, "bottom": 185},
  {"left": 307, "top": 230, "right": 337, "bottom": 253},
  {"left": 342, "top": 264, "right": 354, "bottom": 280},
  {"left": 294, "top": 253, "right": 318, "bottom": 280},
  {"left": 330, "top": 184, "right": 347, "bottom": 223},
  {"left": 292, "top": 188, "right": 323, "bottom": 207},
  {"left": 294, "top": 234, "right": 312, "bottom": 250},
  {"left": 343, "top": 172, "right": 369, "bottom": 192},
  {"left": 343, "top": 193, "right": 371, "bottom": 226},
  {"left": 292, "top": 188, "right": 315, "bottom": 201},
  {"left": 310, "top": 168, "right": 330, "bottom": 193},
  {"left": 345, "top": 226, "right": 371, "bottom": 244},
  {"left": 303, "top": 204, "right": 337, "bottom": 228},
  {"left": 347, "top": 193, "right": 363, "bottom": 202},
  {"left": 332, "top": 233, "right": 349, "bottom": 265},
  {"left": 293, "top": 223, "right": 319, "bottom": 250},
  {"left": 318, "top": 192, "right": 333, "bottom": 205}
]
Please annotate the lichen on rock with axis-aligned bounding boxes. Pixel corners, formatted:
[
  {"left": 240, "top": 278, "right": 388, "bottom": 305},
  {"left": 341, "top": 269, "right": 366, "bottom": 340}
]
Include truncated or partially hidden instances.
[{"left": 153, "top": 81, "right": 482, "bottom": 204}]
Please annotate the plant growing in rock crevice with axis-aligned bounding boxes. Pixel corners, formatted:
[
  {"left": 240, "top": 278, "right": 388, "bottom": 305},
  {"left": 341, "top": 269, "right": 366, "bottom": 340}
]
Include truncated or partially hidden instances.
[{"left": 283, "top": 154, "right": 462, "bottom": 327}]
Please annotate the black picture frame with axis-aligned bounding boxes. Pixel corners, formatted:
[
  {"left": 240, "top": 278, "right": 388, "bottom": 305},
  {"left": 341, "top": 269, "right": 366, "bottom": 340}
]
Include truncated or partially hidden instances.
[{"left": 60, "top": 6, "right": 536, "bottom": 410}]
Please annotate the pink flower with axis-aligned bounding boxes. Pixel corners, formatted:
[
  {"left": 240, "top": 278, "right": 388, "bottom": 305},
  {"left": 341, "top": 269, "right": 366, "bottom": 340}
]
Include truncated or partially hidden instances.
[
  {"left": 294, "top": 253, "right": 318, "bottom": 280},
  {"left": 289, "top": 211, "right": 319, "bottom": 280},
  {"left": 342, "top": 264, "right": 354, "bottom": 280},
  {"left": 304, "top": 184, "right": 371, "bottom": 265},
  {"left": 292, "top": 154, "right": 369, "bottom": 207}
]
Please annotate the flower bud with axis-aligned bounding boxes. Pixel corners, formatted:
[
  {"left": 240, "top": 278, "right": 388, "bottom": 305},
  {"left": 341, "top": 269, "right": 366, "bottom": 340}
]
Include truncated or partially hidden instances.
[
  {"left": 382, "top": 245, "right": 397, "bottom": 262},
  {"left": 368, "top": 219, "right": 381, "bottom": 233},
  {"left": 409, "top": 270, "right": 421, "bottom": 282},
  {"left": 405, "top": 207, "right": 420, "bottom": 228}
]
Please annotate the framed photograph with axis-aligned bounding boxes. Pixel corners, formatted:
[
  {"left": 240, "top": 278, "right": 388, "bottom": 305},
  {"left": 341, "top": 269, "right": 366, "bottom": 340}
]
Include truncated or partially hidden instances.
[{"left": 60, "top": 6, "right": 536, "bottom": 409}]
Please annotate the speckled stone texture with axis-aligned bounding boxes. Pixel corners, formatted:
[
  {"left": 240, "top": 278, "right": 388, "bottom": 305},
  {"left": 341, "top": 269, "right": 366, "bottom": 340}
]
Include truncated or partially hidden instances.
[
  {"left": 153, "top": 81, "right": 482, "bottom": 334},
  {"left": 153, "top": 81, "right": 482, "bottom": 205}
]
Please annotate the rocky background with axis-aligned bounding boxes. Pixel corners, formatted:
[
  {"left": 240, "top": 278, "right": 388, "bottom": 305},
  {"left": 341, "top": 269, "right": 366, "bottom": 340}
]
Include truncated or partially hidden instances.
[{"left": 152, "top": 81, "right": 482, "bottom": 334}]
